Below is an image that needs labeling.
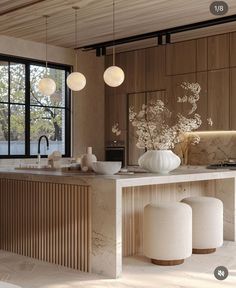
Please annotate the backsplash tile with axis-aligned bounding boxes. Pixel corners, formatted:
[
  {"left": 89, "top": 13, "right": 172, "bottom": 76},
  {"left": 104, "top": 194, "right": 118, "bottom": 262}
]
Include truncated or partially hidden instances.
[{"left": 187, "top": 131, "right": 236, "bottom": 165}]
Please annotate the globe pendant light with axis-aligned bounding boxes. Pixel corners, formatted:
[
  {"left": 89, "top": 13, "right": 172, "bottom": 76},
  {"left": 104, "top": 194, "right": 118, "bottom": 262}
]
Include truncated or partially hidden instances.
[
  {"left": 66, "top": 7, "right": 86, "bottom": 91},
  {"left": 103, "top": 0, "right": 125, "bottom": 87},
  {"left": 38, "top": 15, "right": 56, "bottom": 96}
]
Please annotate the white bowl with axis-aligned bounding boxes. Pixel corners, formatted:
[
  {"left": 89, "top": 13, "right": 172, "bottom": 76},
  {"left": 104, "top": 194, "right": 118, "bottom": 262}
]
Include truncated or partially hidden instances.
[{"left": 92, "top": 161, "right": 122, "bottom": 175}]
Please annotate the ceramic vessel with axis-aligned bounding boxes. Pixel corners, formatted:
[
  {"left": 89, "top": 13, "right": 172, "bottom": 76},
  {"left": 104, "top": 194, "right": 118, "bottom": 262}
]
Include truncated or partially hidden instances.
[
  {"left": 138, "top": 150, "right": 181, "bottom": 174},
  {"left": 92, "top": 161, "right": 121, "bottom": 175},
  {"left": 81, "top": 147, "right": 97, "bottom": 171}
]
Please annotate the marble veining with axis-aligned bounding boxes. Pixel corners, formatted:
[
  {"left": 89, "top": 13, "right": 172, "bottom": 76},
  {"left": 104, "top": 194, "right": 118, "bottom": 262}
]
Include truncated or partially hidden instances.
[
  {"left": 187, "top": 132, "right": 236, "bottom": 165},
  {"left": 0, "top": 167, "right": 236, "bottom": 278}
]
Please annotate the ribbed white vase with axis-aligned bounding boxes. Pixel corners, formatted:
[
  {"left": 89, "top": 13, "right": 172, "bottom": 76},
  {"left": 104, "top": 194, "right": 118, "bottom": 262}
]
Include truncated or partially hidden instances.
[{"left": 138, "top": 150, "right": 181, "bottom": 174}]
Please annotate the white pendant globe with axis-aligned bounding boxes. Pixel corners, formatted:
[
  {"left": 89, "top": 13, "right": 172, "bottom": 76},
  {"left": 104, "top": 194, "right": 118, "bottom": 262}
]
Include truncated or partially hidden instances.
[
  {"left": 103, "top": 65, "right": 125, "bottom": 87},
  {"left": 67, "top": 72, "right": 86, "bottom": 91},
  {"left": 38, "top": 77, "right": 56, "bottom": 96}
]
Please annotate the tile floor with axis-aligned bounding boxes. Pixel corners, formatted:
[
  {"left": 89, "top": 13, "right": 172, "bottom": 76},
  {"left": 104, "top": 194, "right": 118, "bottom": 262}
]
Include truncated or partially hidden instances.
[{"left": 0, "top": 241, "right": 236, "bottom": 288}]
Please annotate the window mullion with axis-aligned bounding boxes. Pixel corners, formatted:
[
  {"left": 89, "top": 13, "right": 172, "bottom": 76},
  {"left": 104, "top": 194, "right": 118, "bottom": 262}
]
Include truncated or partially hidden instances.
[
  {"left": 7, "top": 62, "right": 10, "bottom": 155},
  {"left": 25, "top": 64, "right": 30, "bottom": 156}
]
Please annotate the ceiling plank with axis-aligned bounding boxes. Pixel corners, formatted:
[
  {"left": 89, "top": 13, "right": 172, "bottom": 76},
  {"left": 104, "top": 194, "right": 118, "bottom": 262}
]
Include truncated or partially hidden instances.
[
  {"left": 0, "top": 0, "right": 236, "bottom": 48},
  {"left": 0, "top": 0, "right": 47, "bottom": 16}
]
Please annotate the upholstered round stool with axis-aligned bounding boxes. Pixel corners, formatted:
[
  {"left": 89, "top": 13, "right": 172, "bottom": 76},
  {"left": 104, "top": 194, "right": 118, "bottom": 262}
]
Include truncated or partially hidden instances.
[
  {"left": 181, "top": 196, "right": 223, "bottom": 254},
  {"left": 143, "top": 202, "right": 192, "bottom": 266}
]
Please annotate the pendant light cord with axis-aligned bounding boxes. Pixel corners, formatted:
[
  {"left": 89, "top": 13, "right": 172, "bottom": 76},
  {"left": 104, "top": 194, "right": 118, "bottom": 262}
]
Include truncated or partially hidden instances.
[
  {"left": 112, "top": 0, "right": 115, "bottom": 66},
  {"left": 75, "top": 8, "right": 78, "bottom": 71},
  {"left": 44, "top": 15, "right": 48, "bottom": 75}
]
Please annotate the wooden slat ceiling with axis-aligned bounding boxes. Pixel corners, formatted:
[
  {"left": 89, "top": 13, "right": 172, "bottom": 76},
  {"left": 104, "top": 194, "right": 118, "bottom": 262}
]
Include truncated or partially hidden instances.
[{"left": 0, "top": 0, "right": 236, "bottom": 48}]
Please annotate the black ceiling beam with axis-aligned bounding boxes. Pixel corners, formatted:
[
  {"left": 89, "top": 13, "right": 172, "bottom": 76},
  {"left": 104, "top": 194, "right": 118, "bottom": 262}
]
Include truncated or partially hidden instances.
[{"left": 78, "top": 14, "right": 236, "bottom": 51}]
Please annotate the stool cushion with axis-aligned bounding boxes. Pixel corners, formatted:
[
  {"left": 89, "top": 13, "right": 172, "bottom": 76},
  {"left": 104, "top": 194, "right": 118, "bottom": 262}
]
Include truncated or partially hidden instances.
[
  {"left": 143, "top": 202, "right": 192, "bottom": 261},
  {"left": 181, "top": 196, "right": 223, "bottom": 249}
]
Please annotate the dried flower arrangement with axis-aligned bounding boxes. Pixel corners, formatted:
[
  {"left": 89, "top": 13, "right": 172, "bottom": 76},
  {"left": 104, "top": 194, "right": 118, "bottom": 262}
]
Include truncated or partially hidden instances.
[{"left": 112, "top": 82, "right": 213, "bottom": 152}]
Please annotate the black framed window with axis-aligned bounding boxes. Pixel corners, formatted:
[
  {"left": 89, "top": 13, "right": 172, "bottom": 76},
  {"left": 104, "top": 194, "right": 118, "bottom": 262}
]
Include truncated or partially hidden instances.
[{"left": 0, "top": 55, "right": 71, "bottom": 158}]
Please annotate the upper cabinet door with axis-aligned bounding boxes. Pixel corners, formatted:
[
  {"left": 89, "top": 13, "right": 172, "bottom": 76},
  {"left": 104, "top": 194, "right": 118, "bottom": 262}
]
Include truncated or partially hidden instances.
[
  {"left": 196, "top": 72, "right": 208, "bottom": 131},
  {"left": 208, "top": 34, "right": 229, "bottom": 70},
  {"left": 146, "top": 46, "right": 166, "bottom": 90},
  {"left": 127, "top": 93, "right": 146, "bottom": 166},
  {"left": 124, "top": 49, "right": 146, "bottom": 93},
  {"left": 230, "top": 68, "right": 236, "bottom": 129},
  {"left": 105, "top": 91, "right": 127, "bottom": 143},
  {"left": 230, "top": 32, "right": 236, "bottom": 67},
  {"left": 166, "top": 40, "right": 196, "bottom": 75},
  {"left": 208, "top": 69, "right": 230, "bottom": 130},
  {"left": 196, "top": 38, "right": 208, "bottom": 72}
]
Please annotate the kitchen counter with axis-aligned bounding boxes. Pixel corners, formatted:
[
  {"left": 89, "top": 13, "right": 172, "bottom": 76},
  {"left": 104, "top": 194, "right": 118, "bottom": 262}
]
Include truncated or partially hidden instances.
[
  {"left": 0, "top": 166, "right": 236, "bottom": 278},
  {"left": 0, "top": 165, "right": 236, "bottom": 184}
]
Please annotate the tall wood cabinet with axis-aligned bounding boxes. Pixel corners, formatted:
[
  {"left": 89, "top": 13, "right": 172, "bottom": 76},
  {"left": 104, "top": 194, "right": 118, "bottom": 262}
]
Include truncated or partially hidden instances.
[{"left": 105, "top": 31, "right": 236, "bottom": 165}]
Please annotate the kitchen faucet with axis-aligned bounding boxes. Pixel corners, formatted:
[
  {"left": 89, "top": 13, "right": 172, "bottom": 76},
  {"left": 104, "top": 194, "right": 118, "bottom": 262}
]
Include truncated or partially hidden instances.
[{"left": 37, "top": 135, "right": 49, "bottom": 165}]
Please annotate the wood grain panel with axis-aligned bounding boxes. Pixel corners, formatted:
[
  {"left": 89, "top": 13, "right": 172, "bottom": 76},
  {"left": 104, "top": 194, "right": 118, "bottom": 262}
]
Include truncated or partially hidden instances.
[
  {"left": 2, "top": 1, "right": 236, "bottom": 48},
  {"left": 208, "top": 69, "right": 230, "bottom": 130},
  {"left": 208, "top": 34, "right": 230, "bottom": 70},
  {"left": 125, "top": 49, "right": 146, "bottom": 93},
  {"left": 127, "top": 92, "right": 146, "bottom": 166},
  {"left": 105, "top": 94, "right": 127, "bottom": 144},
  {"left": 196, "top": 72, "right": 208, "bottom": 131},
  {"left": 230, "top": 68, "right": 236, "bottom": 129},
  {"left": 0, "top": 0, "right": 46, "bottom": 16},
  {"left": 166, "top": 40, "right": 196, "bottom": 75},
  {"left": 122, "top": 181, "right": 209, "bottom": 256},
  {"left": 105, "top": 49, "right": 146, "bottom": 93},
  {"left": 105, "top": 54, "right": 127, "bottom": 144},
  {"left": 0, "top": 179, "right": 91, "bottom": 272},
  {"left": 146, "top": 46, "right": 166, "bottom": 90},
  {"left": 196, "top": 38, "right": 207, "bottom": 71},
  {"left": 105, "top": 50, "right": 146, "bottom": 146},
  {"left": 230, "top": 32, "right": 236, "bottom": 67},
  {"left": 169, "top": 73, "right": 196, "bottom": 118}
]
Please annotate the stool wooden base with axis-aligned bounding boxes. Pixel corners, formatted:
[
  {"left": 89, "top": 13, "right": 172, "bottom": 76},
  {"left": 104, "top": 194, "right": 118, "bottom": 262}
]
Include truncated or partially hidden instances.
[
  {"left": 192, "top": 248, "right": 216, "bottom": 254},
  {"left": 151, "top": 259, "right": 184, "bottom": 266}
]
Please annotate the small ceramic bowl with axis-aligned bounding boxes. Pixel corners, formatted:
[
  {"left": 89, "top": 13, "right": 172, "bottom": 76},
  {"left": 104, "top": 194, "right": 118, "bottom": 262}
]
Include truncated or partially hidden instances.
[{"left": 92, "top": 161, "right": 122, "bottom": 175}]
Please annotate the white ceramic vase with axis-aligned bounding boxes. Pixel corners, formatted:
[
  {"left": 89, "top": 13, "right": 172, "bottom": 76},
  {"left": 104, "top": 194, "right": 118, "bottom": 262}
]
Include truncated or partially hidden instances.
[
  {"left": 138, "top": 150, "right": 181, "bottom": 174},
  {"left": 81, "top": 147, "right": 97, "bottom": 171}
]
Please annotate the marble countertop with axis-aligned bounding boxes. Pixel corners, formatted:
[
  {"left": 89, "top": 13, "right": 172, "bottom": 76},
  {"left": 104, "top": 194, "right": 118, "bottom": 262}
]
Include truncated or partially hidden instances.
[{"left": 0, "top": 166, "right": 236, "bottom": 187}]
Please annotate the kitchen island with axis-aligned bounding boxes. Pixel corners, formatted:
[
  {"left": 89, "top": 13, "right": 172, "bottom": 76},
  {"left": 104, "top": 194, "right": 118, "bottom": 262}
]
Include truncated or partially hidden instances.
[{"left": 0, "top": 166, "right": 236, "bottom": 278}]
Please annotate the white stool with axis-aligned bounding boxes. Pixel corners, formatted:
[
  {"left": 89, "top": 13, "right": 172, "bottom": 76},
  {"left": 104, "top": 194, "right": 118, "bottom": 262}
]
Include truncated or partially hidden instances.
[
  {"left": 143, "top": 202, "right": 192, "bottom": 266},
  {"left": 181, "top": 196, "right": 223, "bottom": 254}
]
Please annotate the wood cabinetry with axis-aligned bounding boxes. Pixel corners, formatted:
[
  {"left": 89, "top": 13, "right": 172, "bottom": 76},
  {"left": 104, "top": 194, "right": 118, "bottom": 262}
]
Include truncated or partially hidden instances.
[
  {"left": 105, "top": 50, "right": 146, "bottom": 145},
  {"left": 208, "top": 69, "right": 230, "bottom": 130},
  {"left": 125, "top": 49, "right": 146, "bottom": 92},
  {"left": 196, "top": 72, "right": 208, "bottom": 131},
  {"left": 230, "top": 32, "right": 236, "bottom": 67},
  {"left": 166, "top": 40, "right": 196, "bottom": 75},
  {"left": 105, "top": 92, "right": 127, "bottom": 143},
  {"left": 230, "top": 68, "right": 236, "bottom": 129},
  {"left": 169, "top": 73, "right": 196, "bottom": 116},
  {"left": 196, "top": 38, "right": 207, "bottom": 71},
  {"left": 146, "top": 46, "right": 166, "bottom": 90},
  {"left": 127, "top": 93, "right": 145, "bottom": 165},
  {"left": 105, "top": 31, "right": 236, "bottom": 165},
  {"left": 208, "top": 34, "right": 229, "bottom": 70}
]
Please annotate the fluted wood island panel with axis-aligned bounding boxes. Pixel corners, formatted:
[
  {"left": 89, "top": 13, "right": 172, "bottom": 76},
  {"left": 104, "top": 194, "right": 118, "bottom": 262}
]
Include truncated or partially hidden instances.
[
  {"left": 0, "top": 178, "right": 91, "bottom": 272},
  {"left": 0, "top": 167, "right": 236, "bottom": 278}
]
